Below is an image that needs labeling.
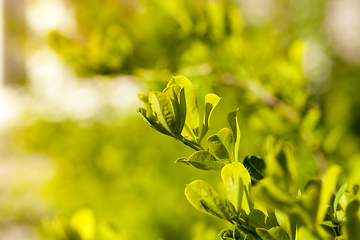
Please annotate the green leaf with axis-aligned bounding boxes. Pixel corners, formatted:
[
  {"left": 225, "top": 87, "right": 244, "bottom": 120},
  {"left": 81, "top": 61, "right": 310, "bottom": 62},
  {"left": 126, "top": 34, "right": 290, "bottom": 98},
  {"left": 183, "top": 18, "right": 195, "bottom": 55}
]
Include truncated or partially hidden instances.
[
  {"left": 275, "top": 210, "right": 296, "bottom": 240},
  {"left": 316, "top": 165, "right": 342, "bottom": 224},
  {"left": 185, "top": 180, "right": 233, "bottom": 221},
  {"left": 248, "top": 209, "right": 273, "bottom": 230},
  {"left": 334, "top": 184, "right": 347, "bottom": 217},
  {"left": 163, "top": 84, "right": 187, "bottom": 137},
  {"left": 149, "top": 91, "right": 176, "bottom": 135},
  {"left": 207, "top": 128, "right": 234, "bottom": 163},
  {"left": 168, "top": 76, "right": 200, "bottom": 140},
  {"left": 218, "top": 128, "right": 235, "bottom": 160},
  {"left": 221, "top": 162, "right": 251, "bottom": 213},
  {"left": 200, "top": 93, "right": 221, "bottom": 140},
  {"left": 228, "top": 111, "right": 241, "bottom": 162},
  {"left": 243, "top": 156, "right": 266, "bottom": 185},
  {"left": 136, "top": 106, "right": 173, "bottom": 137},
  {"left": 176, "top": 150, "right": 225, "bottom": 170},
  {"left": 256, "top": 227, "right": 290, "bottom": 240}
]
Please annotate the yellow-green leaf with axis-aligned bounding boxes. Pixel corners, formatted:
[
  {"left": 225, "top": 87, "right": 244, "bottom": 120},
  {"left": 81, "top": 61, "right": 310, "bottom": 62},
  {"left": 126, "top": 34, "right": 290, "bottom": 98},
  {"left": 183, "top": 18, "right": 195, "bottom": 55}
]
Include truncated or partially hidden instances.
[{"left": 200, "top": 93, "right": 221, "bottom": 140}]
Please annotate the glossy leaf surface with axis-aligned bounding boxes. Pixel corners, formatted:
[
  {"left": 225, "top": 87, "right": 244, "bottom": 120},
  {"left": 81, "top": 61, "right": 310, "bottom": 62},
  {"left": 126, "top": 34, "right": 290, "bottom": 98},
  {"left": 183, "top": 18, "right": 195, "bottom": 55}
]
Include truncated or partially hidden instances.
[
  {"left": 221, "top": 162, "right": 251, "bottom": 213},
  {"left": 185, "top": 180, "right": 233, "bottom": 221}
]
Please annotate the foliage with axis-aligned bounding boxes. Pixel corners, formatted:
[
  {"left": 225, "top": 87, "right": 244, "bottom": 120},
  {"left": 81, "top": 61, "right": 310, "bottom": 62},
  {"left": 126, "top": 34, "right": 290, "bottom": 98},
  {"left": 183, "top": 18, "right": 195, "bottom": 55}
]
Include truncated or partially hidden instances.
[{"left": 138, "top": 76, "right": 360, "bottom": 240}]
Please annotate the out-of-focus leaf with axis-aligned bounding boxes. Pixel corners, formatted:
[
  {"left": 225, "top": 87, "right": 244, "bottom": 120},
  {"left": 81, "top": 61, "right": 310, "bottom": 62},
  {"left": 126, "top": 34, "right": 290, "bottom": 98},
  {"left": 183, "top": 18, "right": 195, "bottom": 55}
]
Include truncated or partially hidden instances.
[
  {"left": 185, "top": 180, "right": 233, "bottom": 221},
  {"left": 70, "top": 208, "right": 96, "bottom": 240},
  {"left": 168, "top": 76, "right": 200, "bottom": 140},
  {"left": 298, "top": 180, "right": 321, "bottom": 227},
  {"left": 248, "top": 209, "right": 273, "bottom": 230},
  {"left": 353, "top": 184, "right": 359, "bottom": 195},
  {"left": 221, "top": 162, "right": 251, "bottom": 213},
  {"left": 275, "top": 210, "right": 296, "bottom": 240},
  {"left": 175, "top": 150, "right": 225, "bottom": 170},
  {"left": 316, "top": 165, "right": 342, "bottom": 224},
  {"left": 253, "top": 178, "right": 294, "bottom": 212},
  {"left": 345, "top": 199, "right": 360, "bottom": 240},
  {"left": 334, "top": 184, "right": 347, "bottom": 217},
  {"left": 200, "top": 93, "right": 221, "bottom": 140},
  {"left": 227, "top": 111, "right": 241, "bottom": 162},
  {"left": 219, "top": 229, "right": 234, "bottom": 240},
  {"left": 137, "top": 94, "right": 149, "bottom": 103},
  {"left": 297, "top": 226, "right": 319, "bottom": 240},
  {"left": 281, "top": 144, "right": 297, "bottom": 185},
  {"left": 264, "top": 136, "right": 284, "bottom": 178},
  {"left": 243, "top": 156, "right": 266, "bottom": 184},
  {"left": 256, "top": 227, "right": 290, "bottom": 240},
  {"left": 149, "top": 91, "right": 176, "bottom": 135}
]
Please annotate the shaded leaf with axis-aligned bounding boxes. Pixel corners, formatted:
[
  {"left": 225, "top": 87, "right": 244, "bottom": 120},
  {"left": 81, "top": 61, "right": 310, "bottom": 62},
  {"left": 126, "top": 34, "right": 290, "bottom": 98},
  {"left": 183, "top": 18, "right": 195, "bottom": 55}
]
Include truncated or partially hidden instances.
[
  {"left": 248, "top": 209, "right": 273, "bottom": 230},
  {"left": 200, "top": 93, "right": 221, "bottom": 140},
  {"left": 207, "top": 134, "right": 230, "bottom": 162},
  {"left": 345, "top": 199, "right": 360, "bottom": 240},
  {"left": 218, "top": 128, "right": 235, "bottom": 161},
  {"left": 243, "top": 156, "right": 266, "bottom": 185}
]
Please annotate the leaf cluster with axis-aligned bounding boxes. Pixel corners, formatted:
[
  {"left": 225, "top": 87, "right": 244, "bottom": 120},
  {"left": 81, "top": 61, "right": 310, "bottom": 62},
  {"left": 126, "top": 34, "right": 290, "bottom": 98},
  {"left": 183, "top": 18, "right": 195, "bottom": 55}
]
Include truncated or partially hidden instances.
[{"left": 138, "top": 76, "right": 360, "bottom": 240}]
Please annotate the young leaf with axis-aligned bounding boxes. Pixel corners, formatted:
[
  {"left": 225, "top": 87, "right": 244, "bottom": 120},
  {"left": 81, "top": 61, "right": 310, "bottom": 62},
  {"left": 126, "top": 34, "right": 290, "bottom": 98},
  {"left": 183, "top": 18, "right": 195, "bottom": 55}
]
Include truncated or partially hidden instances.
[
  {"left": 243, "top": 156, "right": 266, "bottom": 185},
  {"left": 176, "top": 150, "right": 225, "bottom": 170},
  {"left": 185, "top": 180, "right": 232, "bottom": 221},
  {"left": 149, "top": 91, "right": 176, "bottom": 135},
  {"left": 221, "top": 162, "right": 251, "bottom": 213},
  {"left": 168, "top": 76, "right": 200, "bottom": 140},
  {"left": 136, "top": 106, "right": 173, "bottom": 137},
  {"left": 163, "top": 84, "right": 187, "bottom": 137},
  {"left": 316, "top": 165, "right": 342, "bottom": 224},
  {"left": 256, "top": 227, "right": 290, "bottom": 240},
  {"left": 334, "top": 184, "right": 347, "bottom": 217},
  {"left": 227, "top": 111, "right": 241, "bottom": 162},
  {"left": 219, "top": 229, "right": 234, "bottom": 240},
  {"left": 200, "top": 93, "right": 221, "bottom": 140}
]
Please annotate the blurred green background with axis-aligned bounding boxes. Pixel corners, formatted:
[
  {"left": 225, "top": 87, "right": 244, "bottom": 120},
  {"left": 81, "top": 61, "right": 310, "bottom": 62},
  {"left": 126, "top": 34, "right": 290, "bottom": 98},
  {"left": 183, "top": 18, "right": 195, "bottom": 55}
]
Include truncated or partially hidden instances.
[{"left": 1, "top": 0, "right": 360, "bottom": 239}]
